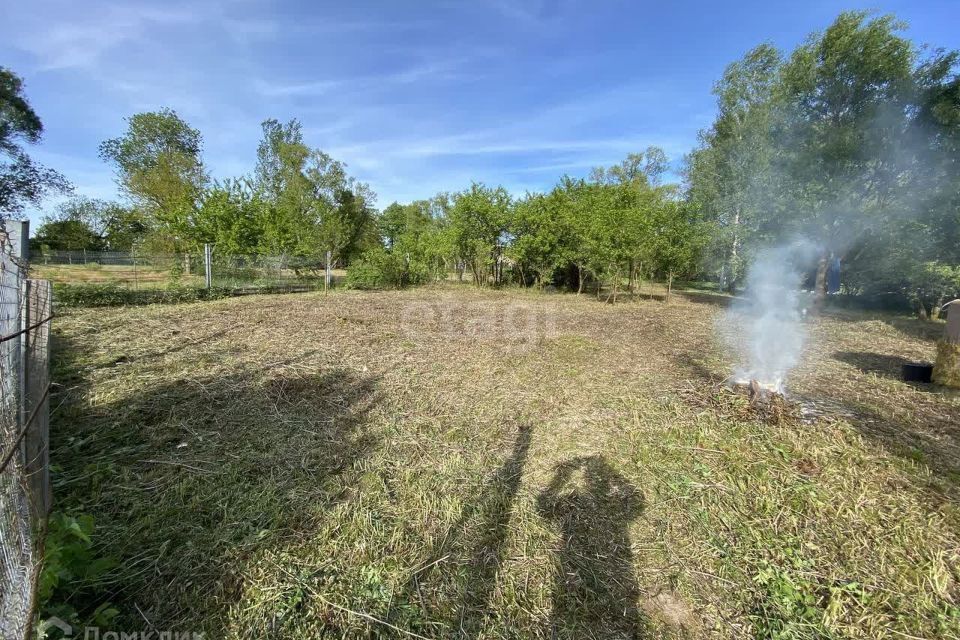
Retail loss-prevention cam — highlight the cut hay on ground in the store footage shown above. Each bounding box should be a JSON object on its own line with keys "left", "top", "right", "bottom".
{"left": 50, "top": 284, "right": 960, "bottom": 638}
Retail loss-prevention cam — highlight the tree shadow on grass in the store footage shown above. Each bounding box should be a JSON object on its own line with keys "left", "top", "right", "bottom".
{"left": 537, "top": 456, "right": 650, "bottom": 639}
{"left": 676, "top": 290, "right": 736, "bottom": 308}
{"left": 627, "top": 292, "right": 666, "bottom": 303}
{"left": 832, "top": 351, "right": 917, "bottom": 381}
{"left": 675, "top": 353, "right": 726, "bottom": 385}
{"left": 823, "top": 308, "right": 945, "bottom": 343}
{"left": 392, "top": 424, "right": 532, "bottom": 637}
{"left": 49, "top": 329, "right": 381, "bottom": 633}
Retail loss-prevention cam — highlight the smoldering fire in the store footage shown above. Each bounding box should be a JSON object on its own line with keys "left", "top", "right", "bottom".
{"left": 722, "top": 242, "right": 816, "bottom": 395}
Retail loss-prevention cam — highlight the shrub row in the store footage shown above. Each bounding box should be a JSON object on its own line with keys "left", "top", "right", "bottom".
{"left": 52, "top": 282, "right": 334, "bottom": 308}
{"left": 53, "top": 284, "right": 231, "bottom": 308}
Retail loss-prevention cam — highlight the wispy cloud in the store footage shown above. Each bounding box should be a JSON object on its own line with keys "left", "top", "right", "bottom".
{"left": 14, "top": 3, "right": 196, "bottom": 70}
{"left": 253, "top": 79, "right": 345, "bottom": 98}
{"left": 253, "top": 58, "right": 471, "bottom": 98}
{"left": 485, "top": 0, "right": 568, "bottom": 24}
{"left": 221, "top": 16, "right": 279, "bottom": 44}
{"left": 5, "top": 0, "right": 735, "bottom": 213}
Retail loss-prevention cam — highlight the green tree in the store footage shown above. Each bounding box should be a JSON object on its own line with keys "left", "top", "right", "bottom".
{"left": 32, "top": 197, "right": 107, "bottom": 251}
{"left": 196, "top": 178, "right": 264, "bottom": 254}
{"left": 99, "top": 204, "right": 149, "bottom": 251}
{"left": 653, "top": 201, "right": 707, "bottom": 301}
{"left": 590, "top": 146, "right": 668, "bottom": 188}
{"left": 449, "top": 183, "right": 511, "bottom": 286}
{"left": 777, "top": 12, "right": 917, "bottom": 303}
{"left": 0, "top": 67, "right": 70, "bottom": 212}
{"left": 33, "top": 196, "right": 146, "bottom": 252}
{"left": 98, "top": 109, "right": 207, "bottom": 247}
{"left": 686, "top": 44, "right": 781, "bottom": 290}
{"left": 254, "top": 118, "right": 377, "bottom": 262}
{"left": 687, "top": 11, "right": 959, "bottom": 315}
{"left": 508, "top": 191, "right": 569, "bottom": 288}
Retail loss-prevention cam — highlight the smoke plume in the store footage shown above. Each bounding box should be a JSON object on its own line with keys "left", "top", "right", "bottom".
{"left": 725, "top": 242, "right": 816, "bottom": 393}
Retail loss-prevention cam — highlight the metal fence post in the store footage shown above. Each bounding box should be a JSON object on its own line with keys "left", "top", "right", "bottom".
{"left": 325, "top": 250, "right": 332, "bottom": 293}
{"left": 11, "top": 223, "right": 29, "bottom": 503}
{"left": 21, "top": 280, "right": 50, "bottom": 520}
{"left": 0, "top": 219, "right": 54, "bottom": 640}
{"left": 204, "top": 244, "right": 213, "bottom": 289}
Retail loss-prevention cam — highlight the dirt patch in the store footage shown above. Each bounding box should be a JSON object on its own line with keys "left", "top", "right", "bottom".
{"left": 642, "top": 591, "right": 700, "bottom": 634}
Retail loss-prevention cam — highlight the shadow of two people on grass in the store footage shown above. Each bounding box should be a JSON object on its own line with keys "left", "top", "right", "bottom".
{"left": 400, "top": 424, "right": 648, "bottom": 638}
{"left": 537, "top": 453, "right": 647, "bottom": 639}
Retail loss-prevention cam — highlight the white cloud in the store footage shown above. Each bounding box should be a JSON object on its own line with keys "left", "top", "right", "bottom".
{"left": 221, "top": 16, "right": 279, "bottom": 43}
{"left": 253, "top": 78, "right": 345, "bottom": 98}
{"left": 13, "top": 3, "right": 197, "bottom": 71}
{"left": 253, "top": 58, "right": 470, "bottom": 98}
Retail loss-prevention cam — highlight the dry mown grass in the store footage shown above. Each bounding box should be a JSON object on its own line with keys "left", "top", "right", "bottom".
{"left": 34, "top": 263, "right": 198, "bottom": 287}
{"left": 50, "top": 284, "right": 960, "bottom": 638}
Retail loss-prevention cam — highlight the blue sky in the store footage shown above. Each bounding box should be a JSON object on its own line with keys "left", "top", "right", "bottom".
{"left": 4, "top": 0, "right": 959, "bottom": 225}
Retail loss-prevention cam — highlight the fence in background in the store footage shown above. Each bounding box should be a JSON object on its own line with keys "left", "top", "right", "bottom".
{"left": 34, "top": 249, "right": 337, "bottom": 292}
{"left": 0, "top": 221, "right": 52, "bottom": 640}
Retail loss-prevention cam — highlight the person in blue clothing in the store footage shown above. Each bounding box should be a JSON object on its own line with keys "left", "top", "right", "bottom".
{"left": 827, "top": 255, "right": 841, "bottom": 294}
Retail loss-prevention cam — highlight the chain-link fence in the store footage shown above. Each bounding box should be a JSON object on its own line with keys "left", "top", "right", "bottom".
{"left": 34, "top": 249, "right": 338, "bottom": 292}
{"left": 0, "top": 221, "right": 52, "bottom": 640}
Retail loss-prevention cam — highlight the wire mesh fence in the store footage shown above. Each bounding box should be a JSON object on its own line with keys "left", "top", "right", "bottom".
{"left": 34, "top": 249, "right": 337, "bottom": 293}
{"left": 0, "top": 222, "right": 52, "bottom": 640}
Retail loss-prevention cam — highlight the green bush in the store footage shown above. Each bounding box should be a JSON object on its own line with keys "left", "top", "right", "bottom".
{"left": 345, "top": 260, "right": 387, "bottom": 290}
{"left": 37, "top": 512, "right": 118, "bottom": 636}
{"left": 345, "top": 249, "right": 433, "bottom": 290}
{"left": 53, "top": 283, "right": 230, "bottom": 308}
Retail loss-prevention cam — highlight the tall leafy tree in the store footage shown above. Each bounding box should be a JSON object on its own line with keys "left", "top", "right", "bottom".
{"left": 0, "top": 67, "right": 70, "bottom": 213}
{"left": 777, "top": 12, "right": 917, "bottom": 302}
{"left": 508, "top": 191, "right": 570, "bottom": 288}
{"left": 590, "top": 146, "right": 668, "bottom": 188}
{"left": 32, "top": 197, "right": 145, "bottom": 252}
{"left": 686, "top": 44, "right": 781, "bottom": 290}
{"left": 98, "top": 109, "right": 207, "bottom": 247}
{"left": 196, "top": 178, "right": 264, "bottom": 255}
{"left": 253, "top": 118, "right": 377, "bottom": 261}
{"left": 449, "top": 183, "right": 511, "bottom": 285}
{"left": 652, "top": 201, "right": 707, "bottom": 301}
{"left": 687, "top": 11, "right": 959, "bottom": 314}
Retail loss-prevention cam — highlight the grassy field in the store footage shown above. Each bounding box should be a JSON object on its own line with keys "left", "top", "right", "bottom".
{"left": 49, "top": 285, "right": 960, "bottom": 638}
{"left": 33, "top": 262, "right": 203, "bottom": 288}
{"left": 32, "top": 263, "right": 348, "bottom": 290}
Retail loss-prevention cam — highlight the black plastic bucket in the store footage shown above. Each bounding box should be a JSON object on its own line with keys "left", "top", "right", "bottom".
{"left": 902, "top": 362, "right": 933, "bottom": 383}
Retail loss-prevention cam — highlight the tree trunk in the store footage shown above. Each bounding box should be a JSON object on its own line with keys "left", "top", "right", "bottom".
{"left": 727, "top": 207, "right": 741, "bottom": 293}
{"left": 931, "top": 295, "right": 945, "bottom": 321}
{"left": 813, "top": 253, "right": 828, "bottom": 313}
{"left": 577, "top": 265, "right": 584, "bottom": 296}
{"left": 666, "top": 271, "right": 674, "bottom": 302}
{"left": 628, "top": 259, "right": 636, "bottom": 294}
